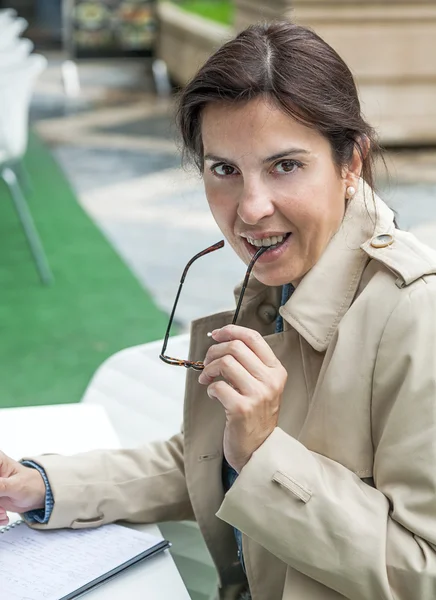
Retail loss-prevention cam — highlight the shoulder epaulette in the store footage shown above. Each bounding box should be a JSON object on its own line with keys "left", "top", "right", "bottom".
{"left": 361, "top": 230, "right": 436, "bottom": 288}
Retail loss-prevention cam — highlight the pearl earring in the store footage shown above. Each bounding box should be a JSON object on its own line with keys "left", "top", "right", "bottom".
{"left": 346, "top": 186, "right": 356, "bottom": 199}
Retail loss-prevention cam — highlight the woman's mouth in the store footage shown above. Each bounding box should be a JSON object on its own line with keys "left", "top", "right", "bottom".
{"left": 242, "top": 233, "right": 292, "bottom": 263}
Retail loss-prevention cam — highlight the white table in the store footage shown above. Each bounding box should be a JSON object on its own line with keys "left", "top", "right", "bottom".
{"left": 0, "top": 403, "right": 190, "bottom": 600}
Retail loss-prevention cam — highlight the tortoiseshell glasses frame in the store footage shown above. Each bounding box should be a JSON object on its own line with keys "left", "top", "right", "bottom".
{"left": 159, "top": 240, "right": 267, "bottom": 371}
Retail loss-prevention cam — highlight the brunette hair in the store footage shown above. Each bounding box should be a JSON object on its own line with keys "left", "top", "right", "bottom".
{"left": 176, "top": 21, "right": 381, "bottom": 190}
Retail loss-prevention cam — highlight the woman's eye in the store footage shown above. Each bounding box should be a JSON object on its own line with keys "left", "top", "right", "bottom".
{"left": 211, "top": 163, "right": 238, "bottom": 177}
{"left": 274, "top": 160, "right": 301, "bottom": 174}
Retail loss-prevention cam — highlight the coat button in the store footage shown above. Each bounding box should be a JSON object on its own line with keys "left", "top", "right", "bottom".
{"left": 257, "top": 303, "right": 277, "bottom": 324}
{"left": 370, "top": 233, "right": 394, "bottom": 248}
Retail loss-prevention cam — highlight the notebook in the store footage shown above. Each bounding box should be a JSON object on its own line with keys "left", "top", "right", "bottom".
{"left": 0, "top": 519, "right": 170, "bottom": 600}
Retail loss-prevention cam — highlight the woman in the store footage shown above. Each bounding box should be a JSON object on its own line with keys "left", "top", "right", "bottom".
{"left": 1, "top": 21, "right": 436, "bottom": 600}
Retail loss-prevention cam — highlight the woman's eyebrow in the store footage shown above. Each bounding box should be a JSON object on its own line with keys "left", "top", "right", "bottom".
{"left": 204, "top": 153, "right": 231, "bottom": 162}
{"left": 263, "top": 148, "right": 310, "bottom": 163}
{"left": 203, "top": 148, "right": 310, "bottom": 164}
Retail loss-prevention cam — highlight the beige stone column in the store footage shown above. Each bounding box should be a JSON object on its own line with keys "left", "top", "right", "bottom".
{"left": 234, "top": 0, "right": 436, "bottom": 145}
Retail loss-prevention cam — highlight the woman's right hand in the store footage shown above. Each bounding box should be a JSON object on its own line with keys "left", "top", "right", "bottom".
{"left": 0, "top": 451, "right": 46, "bottom": 526}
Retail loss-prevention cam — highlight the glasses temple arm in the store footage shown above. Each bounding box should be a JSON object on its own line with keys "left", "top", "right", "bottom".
{"left": 161, "top": 240, "right": 225, "bottom": 356}
{"left": 232, "top": 246, "right": 268, "bottom": 325}
{"left": 180, "top": 240, "right": 225, "bottom": 284}
{"left": 161, "top": 281, "right": 184, "bottom": 355}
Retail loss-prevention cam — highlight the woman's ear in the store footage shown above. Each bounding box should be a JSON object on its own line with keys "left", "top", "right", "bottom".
{"left": 357, "top": 134, "right": 370, "bottom": 161}
{"left": 345, "top": 136, "right": 369, "bottom": 181}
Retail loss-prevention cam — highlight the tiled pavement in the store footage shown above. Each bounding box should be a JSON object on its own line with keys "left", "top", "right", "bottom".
{"left": 31, "top": 55, "right": 436, "bottom": 329}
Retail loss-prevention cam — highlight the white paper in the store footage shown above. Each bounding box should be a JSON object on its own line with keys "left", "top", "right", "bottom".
{"left": 0, "top": 522, "right": 164, "bottom": 600}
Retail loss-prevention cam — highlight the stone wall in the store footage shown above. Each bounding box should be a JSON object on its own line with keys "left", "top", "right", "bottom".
{"left": 234, "top": 0, "right": 291, "bottom": 31}
{"left": 156, "top": 3, "right": 231, "bottom": 87}
{"left": 234, "top": 0, "right": 436, "bottom": 144}
{"left": 157, "top": 1, "right": 436, "bottom": 144}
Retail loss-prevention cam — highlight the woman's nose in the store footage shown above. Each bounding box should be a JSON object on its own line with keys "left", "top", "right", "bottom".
{"left": 237, "top": 183, "right": 275, "bottom": 225}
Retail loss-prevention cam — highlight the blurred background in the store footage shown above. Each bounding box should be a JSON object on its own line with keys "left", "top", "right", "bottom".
{"left": 0, "top": 1, "right": 435, "bottom": 597}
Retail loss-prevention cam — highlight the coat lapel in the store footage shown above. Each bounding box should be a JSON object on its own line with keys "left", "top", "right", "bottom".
{"left": 280, "top": 183, "right": 395, "bottom": 351}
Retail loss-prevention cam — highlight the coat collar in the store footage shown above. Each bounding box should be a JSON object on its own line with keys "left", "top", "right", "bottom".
{"left": 232, "top": 181, "right": 395, "bottom": 352}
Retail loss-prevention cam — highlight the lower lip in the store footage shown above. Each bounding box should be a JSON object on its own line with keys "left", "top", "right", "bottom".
{"left": 242, "top": 234, "right": 293, "bottom": 264}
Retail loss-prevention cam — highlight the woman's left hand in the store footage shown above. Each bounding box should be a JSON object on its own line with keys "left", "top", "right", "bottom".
{"left": 198, "top": 325, "right": 288, "bottom": 473}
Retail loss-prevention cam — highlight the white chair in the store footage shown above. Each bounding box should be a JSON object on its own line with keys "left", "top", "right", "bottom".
{"left": 82, "top": 334, "right": 219, "bottom": 600}
{"left": 0, "top": 8, "right": 17, "bottom": 24}
{"left": 0, "top": 16, "right": 27, "bottom": 51}
{"left": 0, "top": 54, "right": 54, "bottom": 285}
{"left": 0, "top": 38, "right": 34, "bottom": 68}
{"left": 81, "top": 334, "right": 190, "bottom": 445}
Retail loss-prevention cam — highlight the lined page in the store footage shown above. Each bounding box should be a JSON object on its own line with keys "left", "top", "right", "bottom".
{"left": 0, "top": 522, "right": 164, "bottom": 600}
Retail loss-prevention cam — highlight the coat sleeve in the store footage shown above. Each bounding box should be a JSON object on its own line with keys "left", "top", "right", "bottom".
{"left": 216, "top": 280, "right": 436, "bottom": 600}
{"left": 22, "top": 432, "right": 194, "bottom": 530}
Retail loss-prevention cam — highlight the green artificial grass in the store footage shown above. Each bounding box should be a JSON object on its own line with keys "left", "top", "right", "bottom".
{"left": 0, "top": 133, "right": 169, "bottom": 408}
{"left": 177, "top": 0, "right": 233, "bottom": 25}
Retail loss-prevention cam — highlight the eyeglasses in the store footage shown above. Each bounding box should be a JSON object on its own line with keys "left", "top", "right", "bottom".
{"left": 159, "top": 240, "right": 268, "bottom": 371}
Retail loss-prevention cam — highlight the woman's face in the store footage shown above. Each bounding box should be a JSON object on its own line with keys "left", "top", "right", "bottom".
{"left": 201, "top": 96, "right": 359, "bottom": 286}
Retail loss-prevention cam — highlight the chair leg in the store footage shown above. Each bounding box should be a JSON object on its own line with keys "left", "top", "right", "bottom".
{"left": 151, "top": 59, "right": 172, "bottom": 97}
{"left": 1, "top": 166, "right": 54, "bottom": 285}
{"left": 15, "top": 160, "right": 33, "bottom": 196}
{"left": 61, "top": 60, "right": 81, "bottom": 98}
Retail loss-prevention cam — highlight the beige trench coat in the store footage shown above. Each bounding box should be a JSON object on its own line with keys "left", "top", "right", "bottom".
{"left": 26, "top": 187, "right": 436, "bottom": 600}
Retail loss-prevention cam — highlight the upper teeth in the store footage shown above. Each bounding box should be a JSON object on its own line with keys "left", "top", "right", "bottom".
{"left": 246, "top": 234, "right": 287, "bottom": 247}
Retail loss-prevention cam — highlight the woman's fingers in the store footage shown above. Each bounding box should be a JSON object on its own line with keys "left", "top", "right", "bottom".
{"left": 200, "top": 353, "right": 258, "bottom": 397}
{"left": 200, "top": 325, "right": 286, "bottom": 398}
{"left": 203, "top": 338, "right": 267, "bottom": 381}
{"left": 206, "top": 379, "right": 242, "bottom": 412}
{"left": 209, "top": 325, "right": 279, "bottom": 368}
